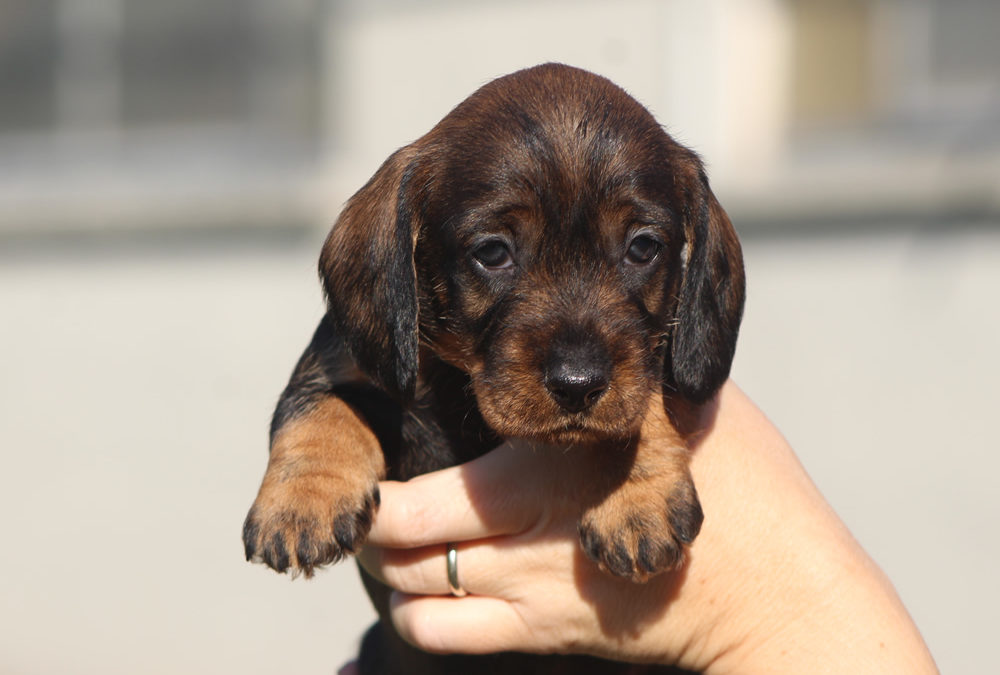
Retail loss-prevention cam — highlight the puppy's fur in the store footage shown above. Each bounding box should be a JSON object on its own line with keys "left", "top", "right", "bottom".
{"left": 243, "top": 64, "right": 745, "bottom": 674}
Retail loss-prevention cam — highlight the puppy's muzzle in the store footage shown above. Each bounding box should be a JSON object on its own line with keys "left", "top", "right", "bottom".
{"left": 543, "top": 337, "right": 611, "bottom": 413}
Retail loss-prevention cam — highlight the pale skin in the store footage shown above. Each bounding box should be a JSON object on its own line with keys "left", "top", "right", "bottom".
{"left": 340, "top": 382, "right": 939, "bottom": 674}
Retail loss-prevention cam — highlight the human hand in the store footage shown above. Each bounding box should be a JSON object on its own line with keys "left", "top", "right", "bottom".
{"left": 356, "top": 382, "right": 938, "bottom": 673}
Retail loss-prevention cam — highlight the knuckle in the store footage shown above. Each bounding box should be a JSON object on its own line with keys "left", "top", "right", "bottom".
{"left": 383, "top": 550, "right": 443, "bottom": 594}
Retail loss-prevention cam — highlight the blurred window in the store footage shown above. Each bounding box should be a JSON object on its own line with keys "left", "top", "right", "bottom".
{"left": 789, "top": 0, "right": 1000, "bottom": 140}
{"left": 0, "top": 0, "right": 322, "bottom": 140}
{"left": 928, "top": 0, "right": 1000, "bottom": 89}
{"left": 121, "top": 0, "right": 255, "bottom": 127}
{"left": 0, "top": 0, "right": 325, "bottom": 235}
{"left": 0, "top": 1, "right": 58, "bottom": 132}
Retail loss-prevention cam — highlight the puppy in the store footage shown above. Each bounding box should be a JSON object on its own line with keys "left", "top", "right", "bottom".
{"left": 243, "top": 63, "right": 744, "bottom": 674}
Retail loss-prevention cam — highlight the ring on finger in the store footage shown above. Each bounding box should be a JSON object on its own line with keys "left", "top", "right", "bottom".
{"left": 446, "top": 542, "right": 467, "bottom": 597}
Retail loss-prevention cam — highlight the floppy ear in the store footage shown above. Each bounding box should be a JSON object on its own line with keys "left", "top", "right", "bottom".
{"left": 319, "top": 146, "right": 423, "bottom": 401}
{"left": 669, "top": 171, "right": 746, "bottom": 403}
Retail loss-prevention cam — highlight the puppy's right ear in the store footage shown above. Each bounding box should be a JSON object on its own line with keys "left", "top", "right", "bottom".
{"left": 319, "top": 146, "right": 423, "bottom": 401}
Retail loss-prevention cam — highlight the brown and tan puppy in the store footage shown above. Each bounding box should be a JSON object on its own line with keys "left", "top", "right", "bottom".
{"left": 243, "top": 63, "right": 744, "bottom": 674}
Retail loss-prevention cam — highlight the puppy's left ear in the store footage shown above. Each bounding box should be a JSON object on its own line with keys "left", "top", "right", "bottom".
{"left": 669, "top": 170, "right": 746, "bottom": 403}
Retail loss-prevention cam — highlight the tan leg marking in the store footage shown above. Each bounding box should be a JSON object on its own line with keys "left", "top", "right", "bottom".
{"left": 243, "top": 397, "right": 385, "bottom": 576}
{"left": 577, "top": 400, "right": 703, "bottom": 582}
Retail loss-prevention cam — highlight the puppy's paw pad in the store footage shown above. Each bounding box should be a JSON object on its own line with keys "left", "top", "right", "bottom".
{"left": 578, "top": 479, "right": 702, "bottom": 583}
{"left": 243, "top": 481, "right": 380, "bottom": 577}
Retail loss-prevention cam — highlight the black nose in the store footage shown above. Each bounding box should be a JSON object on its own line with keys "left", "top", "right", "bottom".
{"left": 544, "top": 339, "right": 610, "bottom": 413}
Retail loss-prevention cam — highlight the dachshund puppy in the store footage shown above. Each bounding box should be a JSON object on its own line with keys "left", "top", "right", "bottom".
{"left": 243, "top": 63, "right": 744, "bottom": 674}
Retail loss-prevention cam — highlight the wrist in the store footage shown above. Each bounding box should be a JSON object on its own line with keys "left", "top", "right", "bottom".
{"left": 674, "top": 383, "right": 937, "bottom": 674}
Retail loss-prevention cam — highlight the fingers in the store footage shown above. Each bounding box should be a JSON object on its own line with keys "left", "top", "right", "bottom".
{"left": 358, "top": 542, "right": 456, "bottom": 596}
{"left": 366, "top": 441, "right": 550, "bottom": 549}
{"left": 362, "top": 538, "right": 583, "bottom": 658}
{"left": 358, "top": 539, "right": 503, "bottom": 597}
{"left": 389, "top": 592, "right": 549, "bottom": 656}
{"left": 360, "top": 534, "right": 578, "bottom": 599}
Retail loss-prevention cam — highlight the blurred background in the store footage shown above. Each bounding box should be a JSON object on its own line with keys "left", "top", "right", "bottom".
{"left": 1, "top": 0, "right": 997, "bottom": 672}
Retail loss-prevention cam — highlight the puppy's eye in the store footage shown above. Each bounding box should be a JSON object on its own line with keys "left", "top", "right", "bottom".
{"left": 625, "top": 235, "right": 661, "bottom": 265}
{"left": 472, "top": 240, "right": 514, "bottom": 270}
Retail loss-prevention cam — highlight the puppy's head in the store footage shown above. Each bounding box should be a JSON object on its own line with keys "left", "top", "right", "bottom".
{"left": 321, "top": 64, "right": 744, "bottom": 443}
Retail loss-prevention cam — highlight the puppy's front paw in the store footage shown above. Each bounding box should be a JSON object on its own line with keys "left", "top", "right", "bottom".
{"left": 578, "top": 474, "right": 702, "bottom": 583}
{"left": 242, "top": 473, "right": 380, "bottom": 577}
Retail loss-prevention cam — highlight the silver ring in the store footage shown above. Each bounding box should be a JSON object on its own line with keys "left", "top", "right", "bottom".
{"left": 446, "top": 543, "right": 467, "bottom": 597}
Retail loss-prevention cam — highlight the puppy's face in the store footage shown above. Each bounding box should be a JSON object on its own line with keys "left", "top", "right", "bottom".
{"left": 321, "top": 64, "right": 744, "bottom": 444}
{"left": 414, "top": 100, "right": 691, "bottom": 443}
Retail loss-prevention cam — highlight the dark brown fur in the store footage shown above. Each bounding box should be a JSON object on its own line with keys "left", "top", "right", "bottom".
{"left": 243, "top": 63, "right": 745, "bottom": 674}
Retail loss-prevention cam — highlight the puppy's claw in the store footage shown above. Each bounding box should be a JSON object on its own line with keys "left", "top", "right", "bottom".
{"left": 668, "top": 481, "right": 704, "bottom": 545}
{"left": 242, "top": 516, "right": 260, "bottom": 562}
{"left": 267, "top": 531, "right": 291, "bottom": 573}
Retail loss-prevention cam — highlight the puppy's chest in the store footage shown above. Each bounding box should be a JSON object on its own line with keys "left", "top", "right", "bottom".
{"left": 388, "top": 367, "right": 499, "bottom": 481}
